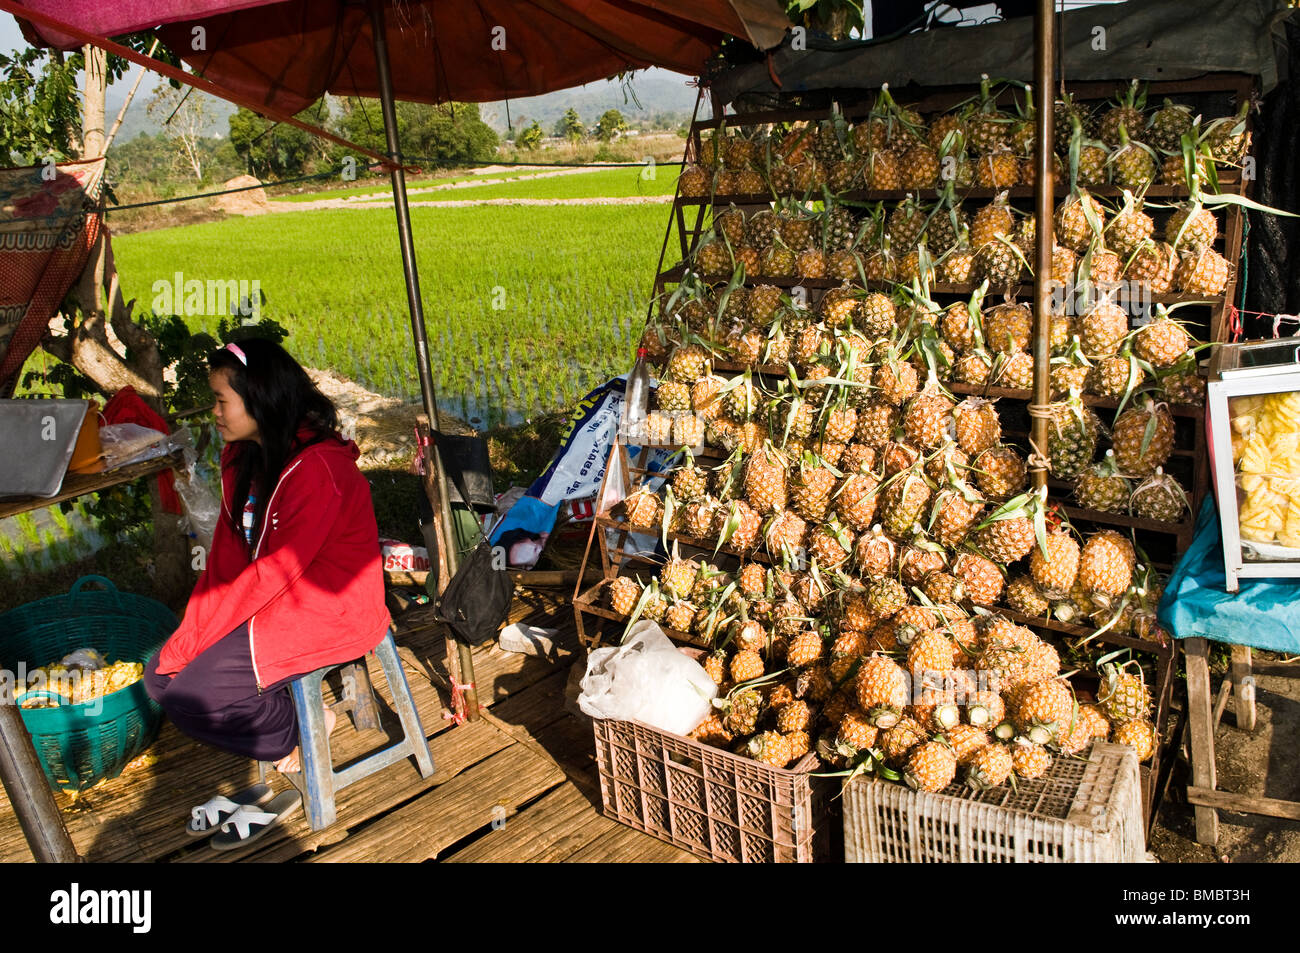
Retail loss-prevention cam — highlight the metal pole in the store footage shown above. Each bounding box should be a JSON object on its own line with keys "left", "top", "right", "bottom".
{"left": 0, "top": 706, "right": 80, "bottom": 862}
{"left": 368, "top": 0, "right": 479, "bottom": 720}
{"left": 1031, "top": 0, "right": 1056, "bottom": 493}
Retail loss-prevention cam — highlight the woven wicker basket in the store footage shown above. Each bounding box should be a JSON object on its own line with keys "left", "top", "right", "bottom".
{"left": 843, "top": 742, "right": 1145, "bottom": 863}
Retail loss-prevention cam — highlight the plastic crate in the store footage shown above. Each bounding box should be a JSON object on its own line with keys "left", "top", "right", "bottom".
{"left": 0, "top": 576, "right": 176, "bottom": 791}
{"left": 843, "top": 741, "right": 1145, "bottom": 863}
{"left": 592, "top": 717, "right": 832, "bottom": 863}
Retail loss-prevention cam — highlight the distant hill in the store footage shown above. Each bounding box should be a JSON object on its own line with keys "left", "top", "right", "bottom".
{"left": 106, "top": 84, "right": 234, "bottom": 144}
{"left": 102, "top": 66, "right": 696, "bottom": 146}
{"left": 479, "top": 68, "right": 700, "bottom": 136}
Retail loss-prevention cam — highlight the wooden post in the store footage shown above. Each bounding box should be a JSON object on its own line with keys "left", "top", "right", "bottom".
{"left": 417, "top": 415, "right": 479, "bottom": 723}
{"left": 1230, "top": 644, "right": 1256, "bottom": 732}
{"left": 1183, "top": 637, "right": 1219, "bottom": 845}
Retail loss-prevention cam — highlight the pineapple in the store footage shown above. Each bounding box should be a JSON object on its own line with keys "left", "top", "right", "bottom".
{"left": 1075, "top": 450, "right": 1130, "bottom": 513}
{"left": 1148, "top": 99, "right": 1194, "bottom": 151}
{"left": 906, "top": 741, "right": 958, "bottom": 793}
{"left": 1130, "top": 468, "right": 1187, "bottom": 523}
{"left": 609, "top": 576, "right": 640, "bottom": 617}
{"left": 689, "top": 711, "right": 733, "bottom": 747}
{"left": 1111, "top": 719, "right": 1157, "bottom": 762}
{"left": 624, "top": 486, "right": 664, "bottom": 529}
{"left": 1111, "top": 400, "right": 1175, "bottom": 476}
{"left": 1054, "top": 192, "right": 1106, "bottom": 253}
{"left": 665, "top": 599, "right": 696, "bottom": 633}
{"left": 1098, "top": 81, "right": 1147, "bottom": 146}
{"left": 947, "top": 724, "right": 992, "bottom": 765}
{"left": 789, "top": 461, "right": 837, "bottom": 522}
{"left": 971, "top": 504, "right": 1037, "bottom": 565}
{"left": 747, "top": 730, "right": 794, "bottom": 768}
{"left": 1175, "top": 245, "right": 1231, "bottom": 295}
{"left": 722, "top": 686, "right": 764, "bottom": 736}
{"left": 1109, "top": 124, "right": 1157, "bottom": 193}
{"left": 1077, "top": 298, "right": 1129, "bottom": 359}
{"left": 1126, "top": 240, "right": 1178, "bottom": 294}
{"left": 880, "top": 470, "right": 932, "bottom": 540}
{"left": 855, "top": 655, "right": 912, "bottom": 728}
{"left": 1078, "top": 530, "right": 1136, "bottom": 606}
{"left": 703, "top": 650, "right": 728, "bottom": 687}
{"left": 1045, "top": 397, "right": 1101, "bottom": 479}
{"left": 931, "top": 483, "right": 986, "bottom": 548}
{"left": 966, "top": 743, "right": 1014, "bottom": 790}
{"left": 730, "top": 649, "right": 765, "bottom": 683}
{"left": 1165, "top": 203, "right": 1218, "bottom": 251}
{"left": 973, "top": 445, "right": 1027, "bottom": 501}
{"left": 970, "top": 194, "right": 1016, "bottom": 250}
{"left": 873, "top": 357, "right": 920, "bottom": 407}
{"left": 1012, "top": 678, "right": 1075, "bottom": 744}
{"left": 854, "top": 525, "right": 897, "bottom": 580}
{"left": 1097, "top": 662, "right": 1152, "bottom": 723}
{"left": 1086, "top": 354, "right": 1144, "bottom": 401}
{"left": 836, "top": 708, "right": 880, "bottom": 756}
{"left": 806, "top": 521, "right": 853, "bottom": 569}
{"left": 835, "top": 469, "right": 881, "bottom": 531}
{"left": 1030, "top": 528, "right": 1080, "bottom": 599}
{"left": 1005, "top": 574, "right": 1051, "bottom": 616}
{"left": 743, "top": 445, "right": 789, "bottom": 514}
{"left": 786, "top": 631, "right": 824, "bottom": 669}
{"left": 1011, "top": 742, "right": 1053, "bottom": 779}
{"left": 1135, "top": 315, "right": 1191, "bottom": 369}
{"left": 973, "top": 239, "right": 1023, "bottom": 290}
{"left": 880, "top": 715, "right": 929, "bottom": 766}
{"left": 665, "top": 343, "right": 710, "bottom": 383}
{"left": 953, "top": 397, "right": 1001, "bottom": 454}
{"left": 953, "top": 552, "right": 1005, "bottom": 606}
{"left": 903, "top": 388, "right": 957, "bottom": 450}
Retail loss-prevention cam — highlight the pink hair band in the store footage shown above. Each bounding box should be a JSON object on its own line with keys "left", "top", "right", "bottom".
{"left": 224, "top": 342, "right": 248, "bottom": 366}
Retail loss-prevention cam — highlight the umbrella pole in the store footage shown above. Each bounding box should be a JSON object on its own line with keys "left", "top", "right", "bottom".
{"left": 368, "top": 0, "right": 479, "bottom": 721}
{"left": 1031, "top": 0, "right": 1057, "bottom": 494}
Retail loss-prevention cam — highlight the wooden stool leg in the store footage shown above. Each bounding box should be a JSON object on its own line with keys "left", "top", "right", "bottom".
{"left": 341, "top": 661, "right": 382, "bottom": 733}
{"left": 1231, "top": 645, "right": 1256, "bottom": 732}
{"left": 1184, "top": 638, "right": 1219, "bottom": 846}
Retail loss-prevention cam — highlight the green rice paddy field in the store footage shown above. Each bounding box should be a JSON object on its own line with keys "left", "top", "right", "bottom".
{"left": 113, "top": 190, "right": 672, "bottom": 427}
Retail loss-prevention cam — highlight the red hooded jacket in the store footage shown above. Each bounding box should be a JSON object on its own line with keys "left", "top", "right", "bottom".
{"left": 155, "top": 428, "right": 390, "bottom": 688}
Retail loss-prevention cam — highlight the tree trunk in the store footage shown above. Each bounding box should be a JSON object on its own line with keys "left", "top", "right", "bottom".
{"left": 81, "top": 44, "right": 106, "bottom": 159}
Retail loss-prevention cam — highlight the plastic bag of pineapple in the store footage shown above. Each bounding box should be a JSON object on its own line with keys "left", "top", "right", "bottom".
{"left": 1232, "top": 392, "right": 1300, "bottom": 550}
{"left": 17, "top": 660, "right": 145, "bottom": 709}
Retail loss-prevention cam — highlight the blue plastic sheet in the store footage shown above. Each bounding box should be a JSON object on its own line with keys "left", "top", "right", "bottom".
{"left": 1158, "top": 497, "right": 1300, "bottom": 653}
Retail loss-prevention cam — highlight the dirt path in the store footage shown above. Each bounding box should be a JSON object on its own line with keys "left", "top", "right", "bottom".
{"left": 271, "top": 164, "right": 654, "bottom": 212}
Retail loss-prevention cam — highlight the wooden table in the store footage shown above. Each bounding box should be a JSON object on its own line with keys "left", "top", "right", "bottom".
{"left": 0, "top": 450, "right": 184, "bottom": 521}
{"left": 1184, "top": 638, "right": 1300, "bottom": 844}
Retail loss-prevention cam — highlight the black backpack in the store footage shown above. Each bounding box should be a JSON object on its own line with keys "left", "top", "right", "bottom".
{"left": 436, "top": 537, "right": 514, "bottom": 645}
{"left": 433, "top": 444, "right": 513, "bottom": 645}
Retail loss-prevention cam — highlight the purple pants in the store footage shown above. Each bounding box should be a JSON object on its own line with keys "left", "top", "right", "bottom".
{"left": 144, "top": 622, "right": 301, "bottom": 761}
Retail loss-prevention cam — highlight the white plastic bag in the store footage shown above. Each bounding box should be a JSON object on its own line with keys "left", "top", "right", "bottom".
{"left": 173, "top": 461, "right": 221, "bottom": 551}
{"left": 578, "top": 621, "right": 717, "bottom": 735}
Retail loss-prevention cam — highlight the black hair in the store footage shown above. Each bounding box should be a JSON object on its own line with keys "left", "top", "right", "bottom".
{"left": 209, "top": 338, "right": 341, "bottom": 549}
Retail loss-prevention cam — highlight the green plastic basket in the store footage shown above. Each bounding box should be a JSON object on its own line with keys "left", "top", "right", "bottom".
{"left": 0, "top": 575, "right": 177, "bottom": 791}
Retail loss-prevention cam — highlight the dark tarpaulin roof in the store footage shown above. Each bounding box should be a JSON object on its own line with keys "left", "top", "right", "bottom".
{"left": 11, "top": 0, "right": 790, "bottom": 111}
{"left": 708, "top": 0, "right": 1295, "bottom": 107}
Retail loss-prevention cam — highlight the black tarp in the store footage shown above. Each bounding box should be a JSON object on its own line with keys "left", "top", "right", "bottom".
{"left": 707, "top": 0, "right": 1294, "bottom": 108}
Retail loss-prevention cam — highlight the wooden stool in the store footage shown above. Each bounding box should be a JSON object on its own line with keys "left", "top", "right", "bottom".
{"left": 261, "top": 628, "right": 436, "bottom": 831}
{"left": 1183, "top": 638, "right": 1300, "bottom": 844}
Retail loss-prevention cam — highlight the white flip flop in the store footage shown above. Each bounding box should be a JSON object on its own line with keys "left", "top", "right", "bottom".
{"left": 210, "top": 791, "right": 303, "bottom": 852}
{"left": 185, "top": 783, "right": 274, "bottom": 838}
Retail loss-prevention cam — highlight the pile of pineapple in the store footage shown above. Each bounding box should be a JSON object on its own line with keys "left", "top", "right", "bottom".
{"left": 597, "top": 78, "right": 1229, "bottom": 791}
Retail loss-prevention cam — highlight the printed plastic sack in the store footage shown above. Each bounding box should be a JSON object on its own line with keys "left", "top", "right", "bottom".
{"left": 578, "top": 621, "right": 717, "bottom": 735}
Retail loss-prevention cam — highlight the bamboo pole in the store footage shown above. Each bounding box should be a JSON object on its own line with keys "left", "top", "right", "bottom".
{"left": 1031, "top": 0, "right": 1057, "bottom": 492}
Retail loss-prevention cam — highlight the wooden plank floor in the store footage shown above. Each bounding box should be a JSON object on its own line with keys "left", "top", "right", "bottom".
{"left": 0, "top": 587, "right": 699, "bottom": 863}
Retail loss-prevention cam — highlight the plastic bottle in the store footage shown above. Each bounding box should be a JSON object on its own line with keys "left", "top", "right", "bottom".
{"left": 621, "top": 347, "right": 650, "bottom": 444}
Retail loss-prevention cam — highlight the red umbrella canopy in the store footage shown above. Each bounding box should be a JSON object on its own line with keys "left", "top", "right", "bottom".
{"left": 12, "top": 0, "right": 789, "bottom": 111}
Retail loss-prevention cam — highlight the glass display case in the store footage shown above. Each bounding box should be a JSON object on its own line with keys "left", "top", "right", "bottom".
{"left": 1207, "top": 340, "right": 1300, "bottom": 591}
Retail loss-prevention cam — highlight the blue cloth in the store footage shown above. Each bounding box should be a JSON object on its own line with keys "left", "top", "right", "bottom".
{"left": 1158, "top": 496, "right": 1300, "bottom": 653}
